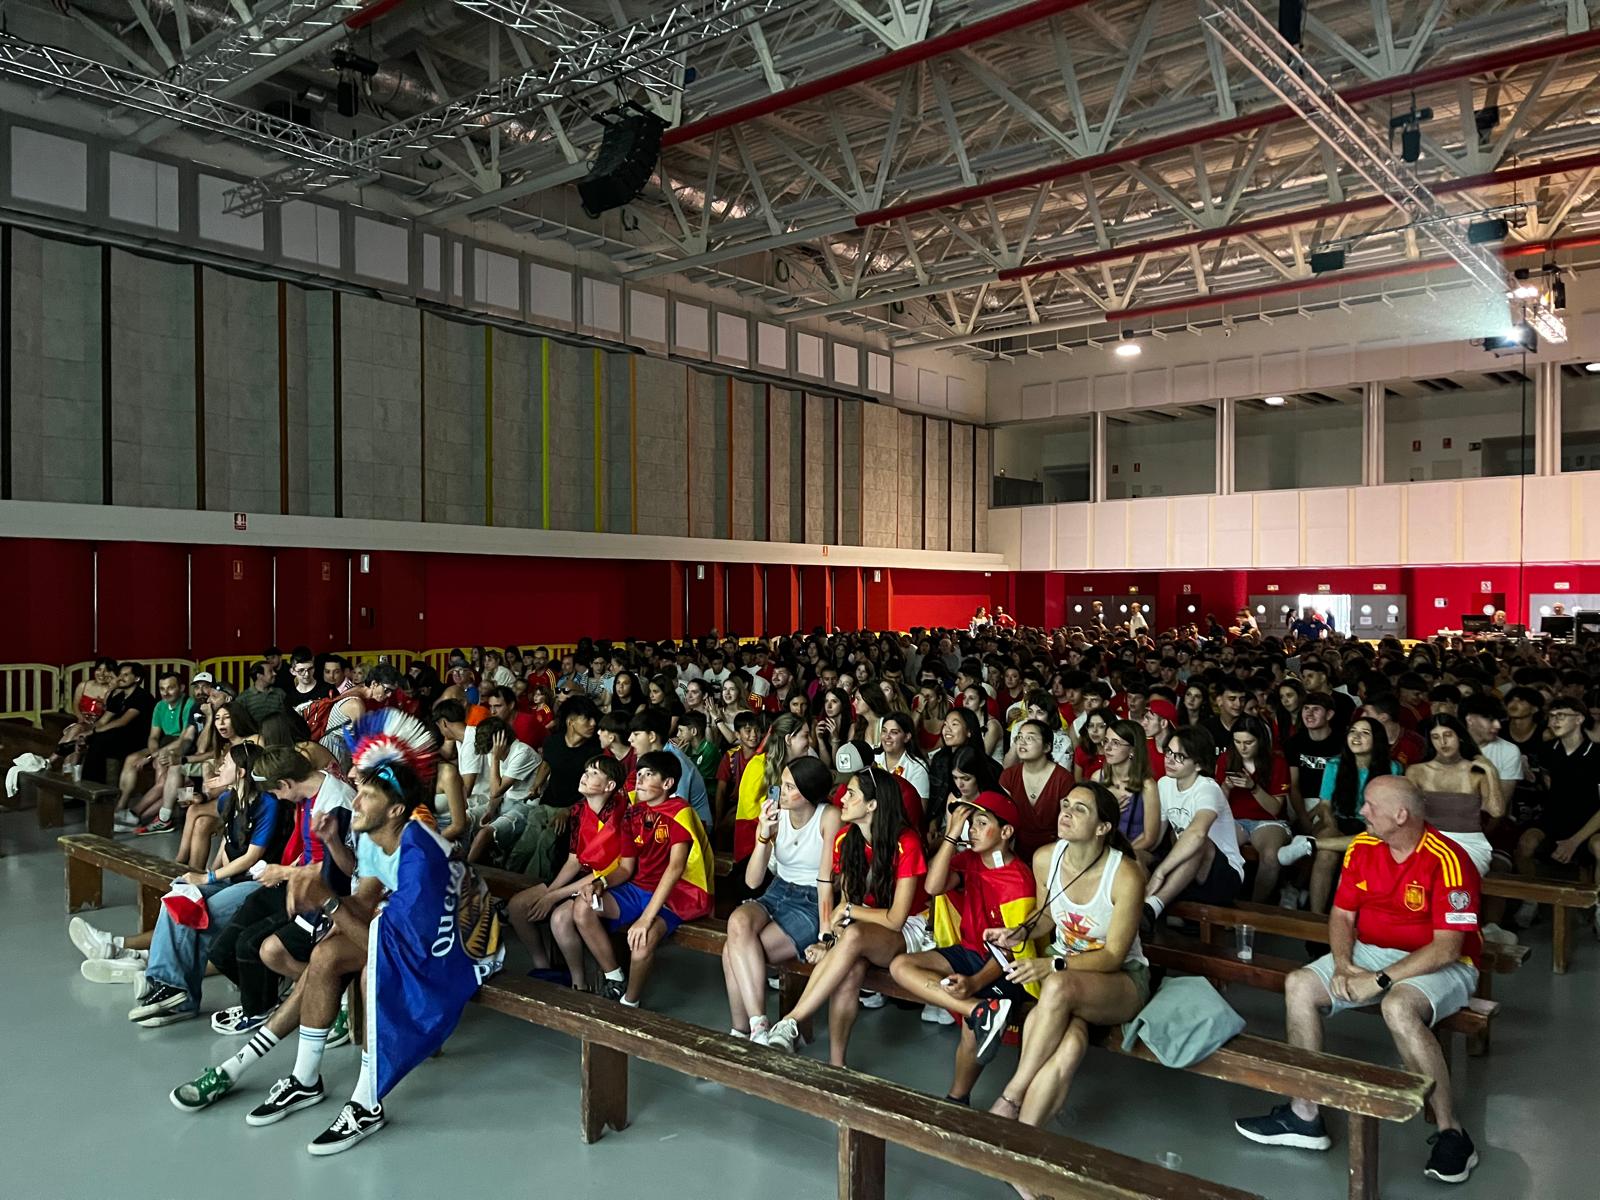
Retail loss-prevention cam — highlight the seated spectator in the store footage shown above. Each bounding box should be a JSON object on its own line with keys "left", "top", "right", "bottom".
{"left": 464, "top": 717, "right": 542, "bottom": 866}
{"left": 610, "top": 669, "right": 647, "bottom": 716}
{"left": 1215, "top": 714, "right": 1294, "bottom": 902}
{"left": 239, "top": 661, "right": 288, "bottom": 725}
{"left": 987, "top": 782, "right": 1149, "bottom": 1129}
{"left": 50, "top": 656, "right": 117, "bottom": 773}
{"left": 480, "top": 649, "right": 516, "bottom": 689}
{"left": 82, "top": 662, "right": 154, "bottom": 786}
{"left": 876, "top": 712, "right": 930, "bottom": 803}
{"left": 1521, "top": 700, "right": 1600, "bottom": 922}
{"left": 927, "top": 707, "right": 984, "bottom": 837}
{"left": 764, "top": 766, "right": 930, "bottom": 1064}
{"left": 723, "top": 757, "right": 841, "bottom": 1041}
{"left": 734, "top": 714, "right": 813, "bottom": 870}
{"left": 961, "top": 683, "right": 1005, "bottom": 759}
{"left": 170, "top": 699, "right": 262, "bottom": 864}
{"left": 1092, "top": 719, "right": 1162, "bottom": 863}
{"left": 714, "top": 710, "right": 762, "bottom": 846}
{"left": 565, "top": 751, "right": 713, "bottom": 1006}
{"left": 1236, "top": 776, "right": 1482, "bottom": 1185}
{"left": 522, "top": 683, "right": 556, "bottom": 748}
{"left": 628, "top": 709, "right": 711, "bottom": 828}
{"left": 287, "top": 648, "right": 330, "bottom": 706}
{"left": 531, "top": 695, "right": 603, "bottom": 811}
{"left": 112, "top": 670, "right": 192, "bottom": 824}
{"left": 889, "top": 790, "right": 1036, "bottom": 1103}
{"left": 673, "top": 710, "right": 721, "bottom": 799}
{"left": 1367, "top": 693, "right": 1427, "bottom": 767}
{"left": 1407, "top": 714, "right": 1503, "bottom": 875}
{"left": 1141, "top": 726, "right": 1247, "bottom": 933}
{"left": 507, "top": 755, "right": 628, "bottom": 983}
{"left": 484, "top": 685, "right": 540, "bottom": 746}
{"left": 1000, "top": 719, "right": 1075, "bottom": 861}
{"left": 1072, "top": 709, "right": 1109, "bottom": 782}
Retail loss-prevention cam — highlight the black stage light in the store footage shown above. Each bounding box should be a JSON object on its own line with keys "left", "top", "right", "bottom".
{"left": 1309, "top": 248, "right": 1346, "bottom": 274}
{"left": 1467, "top": 218, "right": 1509, "bottom": 244}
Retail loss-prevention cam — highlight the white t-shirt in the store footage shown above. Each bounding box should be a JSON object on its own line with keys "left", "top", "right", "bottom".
{"left": 310, "top": 772, "right": 356, "bottom": 817}
{"left": 484, "top": 665, "right": 517, "bottom": 688}
{"left": 1477, "top": 737, "right": 1522, "bottom": 783}
{"left": 876, "top": 751, "right": 929, "bottom": 800}
{"left": 354, "top": 832, "right": 401, "bottom": 893}
{"left": 459, "top": 736, "right": 541, "bottom": 802}
{"left": 1158, "top": 775, "right": 1246, "bottom": 880}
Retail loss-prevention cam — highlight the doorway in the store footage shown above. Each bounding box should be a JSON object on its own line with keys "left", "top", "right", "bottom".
{"left": 1297, "top": 594, "right": 1352, "bottom": 635}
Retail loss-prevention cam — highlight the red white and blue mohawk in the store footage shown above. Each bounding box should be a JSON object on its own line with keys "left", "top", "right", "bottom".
{"left": 344, "top": 709, "right": 438, "bottom": 790}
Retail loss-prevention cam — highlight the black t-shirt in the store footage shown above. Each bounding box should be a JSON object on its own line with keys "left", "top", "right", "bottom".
{"left": 1538, "top": 739, "right": 1600, "bottom": 837}
{"left": 1285, "top": 728, "right": 1339, "bottom": 800}
{"left": 290, "top": 681, "right": 333, "bottom": 707}
{"left": 102, "top": 686, "right": 156, "bottom": 746}
{"left": 540, "top": 733, "right": 602, "bottom": 808}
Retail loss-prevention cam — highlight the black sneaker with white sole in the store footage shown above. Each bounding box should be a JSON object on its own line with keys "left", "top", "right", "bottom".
{"left": 598, "top": 977, "right": 627, "bottom": 1002}
{"left": 245, "top": 1076, "right": 326, "bottom": 1127}
{"left": 1423, "top": 1128, "right": 1478, "bottom": 1184}
{"left": 1234, "top": 1103, "right": 1332, "bottom": 1150}
{"left": 307, "top": 1102, "right": 385, "bottom": 1156}
{"left": 965, "top": 997, "right": 1013, "bottom": 1066}
{"left": 128, "top": 982, "right": 190, "bottom": 1023}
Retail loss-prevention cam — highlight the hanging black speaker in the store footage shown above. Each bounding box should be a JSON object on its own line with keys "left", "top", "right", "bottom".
{"left": 1278, "top": 0, "right": 1303, "bottom": 45}
{"left": 578, "top": 112, "right": 668, "bottom": 219}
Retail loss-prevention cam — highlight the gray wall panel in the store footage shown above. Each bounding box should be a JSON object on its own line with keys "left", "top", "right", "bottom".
{"left": 339, "top": 296, "right": 421, "bottom": 522}
{"left": 201, "top": 267, "right": 276, "bottom": 514}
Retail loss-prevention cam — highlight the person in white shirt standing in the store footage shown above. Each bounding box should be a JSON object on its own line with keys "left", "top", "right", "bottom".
{"left": 1141, "top": 725, "right": 1246, "bottom": 936}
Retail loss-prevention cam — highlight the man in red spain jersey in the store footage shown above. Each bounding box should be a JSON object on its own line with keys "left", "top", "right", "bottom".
{"left": 1236, "top": 775, "right": 1482, "bottom": 1185}
{"left": 569, "top": 750, "right": 713, "bottom": 1008}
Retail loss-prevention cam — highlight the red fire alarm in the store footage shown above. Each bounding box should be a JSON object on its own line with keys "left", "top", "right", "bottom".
{"left": 1443, "top": 437, "right": 1452, "bottom": 449}
{"left": 1411, "top": 440, "right": 1422, "bottom": 452}
{"left": 232, "top": 559, "right": 244, "bottom": 581}
{"left": 1133, "top": 462, "right": 1141, "bottom": 473}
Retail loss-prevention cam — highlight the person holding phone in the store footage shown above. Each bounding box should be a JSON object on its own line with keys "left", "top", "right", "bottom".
{"left": 721, "top": 757, "right": 840, "bottom": 1042}
{"left": 888, "top": 790, "right": 1036, "bottom": 1103}
{"left": 1214, "top": 714, "right": 1294, "bottom": 902}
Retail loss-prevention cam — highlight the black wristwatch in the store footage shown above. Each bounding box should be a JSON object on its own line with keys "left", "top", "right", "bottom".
{"left": 1052, "top": 956, "right": 1066, "bottom": 973}
{"left": 1375, "top": 971, "right": 1393, "bottom": 991}
{"left": 320, "top": 895, "right": 341, "bottom": 920}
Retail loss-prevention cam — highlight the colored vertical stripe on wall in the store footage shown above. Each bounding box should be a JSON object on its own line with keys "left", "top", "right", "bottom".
{"left": 540, "top": 338, "right": 550, "bottom": 529}
{"left": 629, "top": 356, "right": 638, "bottom": 534}
{"left": 484, "top": 326, "right": 495, "bottom": 526}
{"left": 331, "top": 293, "right": 343, "bottom": 518}
{"left": 1, "top": 226, "right": 11, "bottom": 500}
{"left": 763, "top": 384, "right": 772, "bottom": 543}
{"left": 685, "top": 365, "right": 693, "bottom": 532}
{"left": 417, "top": 311, "right": 427, "bottom": 520}
{"left": 593, "top": 348, "right": 603, "bottom": 532}
{"left": 277, "top": 282, "right": 289, "bottom": 515}
{"left": 726, "top": 377, "right": 734, "bottom": 540}
{"left": 194, "top": 265, "right": 209, "bottom": 515}
{"left": 100, "top": 247, "right": 115, "bottom": 504}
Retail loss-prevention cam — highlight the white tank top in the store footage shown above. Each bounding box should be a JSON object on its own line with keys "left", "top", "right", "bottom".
{"left": 771, "top": 802, "right": 826, "bottom": 887}
{"left": 1046, "top": 843, "right": 1146, "bottom": 966}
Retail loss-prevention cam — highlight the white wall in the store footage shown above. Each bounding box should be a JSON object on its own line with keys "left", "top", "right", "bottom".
{"left": 1384, "top": 388, "right": 1533, "bottom": 481}
{"left": 1235, "top": 404, "right": 1363, "bottom": 492}
{"left": 1105, "top": 416, "right": 1214, "bottom": 498}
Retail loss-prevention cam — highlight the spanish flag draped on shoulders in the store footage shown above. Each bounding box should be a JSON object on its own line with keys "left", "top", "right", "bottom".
{"left": 624, "top": 793, "right": 715, "bottom": 920}
{"left": 735, "top": 745, "right": 777, "bottom": 861}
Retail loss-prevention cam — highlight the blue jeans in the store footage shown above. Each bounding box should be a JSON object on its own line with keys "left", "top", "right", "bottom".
{"left": 145, "top": 880, "right": 262, "bottom": 1011}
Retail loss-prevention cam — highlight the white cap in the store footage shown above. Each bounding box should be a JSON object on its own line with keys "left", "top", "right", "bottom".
{"left": 192, "top": 672, "right": 215, "bottom": 684}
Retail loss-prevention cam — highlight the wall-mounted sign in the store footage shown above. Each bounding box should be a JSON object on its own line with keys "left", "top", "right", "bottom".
{"left": 1266, "top": 584, "right": 1280, "bottom": 592}
{"left": 1442, "top": 437, "right": 1452, "bottom": 449}
{"left": 1412, "top": 440, "right": 1422, "bottom": 452}
{"left": 1182, "top": 584, "right": 1193, "bottom": 594}
{"left": 1555, "top": 581, "right": 1571, "bottom": 591}
{"left": 1317, "top": 583, "right": 1331, "bottom": 593}
{"left": 359, "top": 554, "right": 372, "bottom": 574}
{"left": 232, "top": 559, "right": 243, "bottom": 581}
{"left": 1435, "top": 598, "right": 1447, "bottom": 608}
{"left": 1480, "top": 580, "right": 1493, "bottom": 593}
{"left": 233, "top": 513, "right": 247, "bottom": 531}
{"left": 1373, "top": 583, "right": 1388, "bottom": 591}
{"left": 321, "top": 561, "right": 331, "bottom": 582}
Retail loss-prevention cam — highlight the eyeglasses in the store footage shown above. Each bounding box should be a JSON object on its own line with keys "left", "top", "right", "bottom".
{"left": 1103, "top": 737, "right": 1132, "bottom": 750}
{"left": 1164, "top": 748, "right": 1192, "bottom": 763}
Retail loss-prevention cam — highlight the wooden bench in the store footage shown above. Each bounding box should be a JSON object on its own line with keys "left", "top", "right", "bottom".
{"left": 1480, "top": 873, "right": 1598, "bottom": 974}
{"left": 58, "top": 833, "right": 176, "bottom": 930}
{"left": 21, "top": 771, "right": 118, "bottom": 837}
{"left": 476, "top": 976, "right": 1260, "bottom": 1200}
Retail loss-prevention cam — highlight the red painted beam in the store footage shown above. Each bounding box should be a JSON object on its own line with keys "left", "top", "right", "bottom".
{"left": 662, "top": 0, "right": 1093, "bottom": 147}
{"left": 345, "top": 0, "right": 408, "bottom": 31}
{"left": 998, "top": 148, "right": 1600, "bottom": 283}
{"left": 857, "top": 27, "right": 1600, "bottom": 228}
{"left": 1111, "top": 230, "right": 1600, "bottom": 322}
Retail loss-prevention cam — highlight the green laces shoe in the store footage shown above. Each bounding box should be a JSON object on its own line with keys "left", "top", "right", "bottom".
{"left": 326, "top": 1004, "right": 352, "bottom": 1050}
{"left": 170, "top": 1066, "right": 233, "bottom": 1112}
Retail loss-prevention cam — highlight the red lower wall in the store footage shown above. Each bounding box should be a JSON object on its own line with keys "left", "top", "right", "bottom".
{"left": 3, "top": 536, "right": 1598, "bottom": 663}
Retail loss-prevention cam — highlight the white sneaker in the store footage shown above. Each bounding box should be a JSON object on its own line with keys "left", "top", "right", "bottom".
{"left": 80, "top": 954, "right": 147, "bottom": 984}
{"left": 1480, "top": 923, "right": 1518, "bottom": 946}
{"left": 858, "top": 990, "right": 885, "bottom": 1009}
{"left": 69, "top": 917, "right": 117, "bottom": 961}
{"left": 921, "top": 1004, "right": 955, "bottom": 1025}
{"left": 1514, "top": 901, "right": 1540, "bottom": 926}
{"left": 764, "top": 1017, "right": 801, "bottom": 1053}
{"left": 748, "top": 1017, "right": 771, "bottom": 1046}
{"left": 113, "top": 810, "right": 138, "bottom": 828}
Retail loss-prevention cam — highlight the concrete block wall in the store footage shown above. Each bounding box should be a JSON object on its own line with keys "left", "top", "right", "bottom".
{"left": 339, "top": 296, "right": 421, "bottom": 521}
{"left": 422, "top": 314, "right": 486, "bottom": 527}
{"left": 602, "top": 352, "right": 631, "bottom": 535}
{"left": 632, "top": 353, "right": 687, "bottom": 537}
{"left": 897, "top": 410, "right": 923, "bottom": 549}
{"left": 950, "top": 421, "right": 974, "bottom": 551}
{"left": 860, "top": 401, "right": 899, "bottom": 549}
{"left": 768, "top": 388, "right": 793, "bottom": 542}
{"left": 106, "top": 251, "right": 195, "bottom": 510}
{"left": 283, "top": 287, "right": 336, "bottom": 516}
{"left": 974, "top": 427, "right": 990, "bottom": 554}
{"left": 731, "top": 380, "right": 757, "bottom": 541}
{"left": 925, "top": 417, "right": 950, "bottom": 551}
{"left": 749, "top": 384, "right": 769, "bottom": 540}
{"left": 546, "top": 340, "right": 592, "bottom": 532}
{"left": 201, "top": 268, "right": 278, "bottom": 515}
{"left": 490, "top": 328, "right": 536, "bottom": 529}
{"left": 688, "top": 369, "right": 718, "bottom": 539}
{"left": 839, "top": 398, "right": 862, "bottom": 546}
{"left": 10, "top": 233, "right": 102, "bottom": 504}
{"left": 803, "top": 393, "right": 826, "bottom": 544}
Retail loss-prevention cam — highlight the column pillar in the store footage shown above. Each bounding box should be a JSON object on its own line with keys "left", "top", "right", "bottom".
{"left": 1090, "top": 411, "right": 1108, "bottom": 501}
{"left": 1362, "top": 381, "right": 1385, "bottom": 485}
{"left": 1535, "top": 361, "right": 1561, "bottom": 475}
{"left": 1214, "top": 398, "right": 1235, "bottom": 496}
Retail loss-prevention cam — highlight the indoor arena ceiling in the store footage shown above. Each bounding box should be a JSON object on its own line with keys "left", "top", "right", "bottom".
{"left": 4, "top": 0, "right": 1600, "bottom": 356}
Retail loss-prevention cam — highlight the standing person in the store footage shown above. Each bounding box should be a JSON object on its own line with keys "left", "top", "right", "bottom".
{"left": 1235, "top": 777, "right": 1482, "bottom": 1185}
{"left": 1000, "top": 719, "right": 1076, "bottom": 862}
{"left": 763, "top": 767, "right": 930, "bottom": 1064}
{"left": 1215, "top": 715, "right": 1294, "bottom": 902}
{"left": 1407, "top": 715, "right": 1504, "bottom": 876}
{"left": 986, "top": 782, "right": 1149, "bottom": 1132}
{"left": 1141, "top": 726, "right": 1247, "bottom": 934}
{"left": 722, "top": 757, "right": 841, "bottom": 1042}
{"left": 1092, "top": 720, "right": 1161, "bottom": 861}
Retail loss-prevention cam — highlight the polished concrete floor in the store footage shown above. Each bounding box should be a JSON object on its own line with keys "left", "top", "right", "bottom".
{"left": 2, "top": 806, "right": 1595, "bottom": 1200}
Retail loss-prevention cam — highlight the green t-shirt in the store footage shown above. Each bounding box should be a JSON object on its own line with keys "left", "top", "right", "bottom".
{"left": 152, "top": 697, "right": 194, "bottom": 739}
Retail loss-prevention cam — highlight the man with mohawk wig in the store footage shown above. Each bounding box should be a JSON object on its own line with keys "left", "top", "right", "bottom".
{"left": 169, "top": 710, "right": 504, "bottom": 1157}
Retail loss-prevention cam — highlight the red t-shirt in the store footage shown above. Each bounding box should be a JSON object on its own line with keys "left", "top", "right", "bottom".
{"left": 624, "top": 796, "right": 709, "bottom": 919}
{"left": 1073, "top": 745, "right": 1104, "bottom": 778}
{"left": 1147, "top": 738, "right": 1167, "bottom": 780}
{"left": 1215, "top": 750, "right": 1290, "bottom": 821}
{"left": 523, "top": 707, "right": 554, "bottom": 749}
{"left": 948, "top": 850, "right": 1037, "bottom": 952}
{"left": 1392, "top": 730, "right": 1427, "bottom": 769}
{"left": 716, "top": 747, "right": 755, "bottom": 789}
{"left": 574, "top": 798, "right": 627, "bottom": 874}
{"left": 509, "top": 710, "right": 542, "bottom": 747}
{"left": 832, "top": 827, "right": 928, "bottom": 914}
{"left": 1334, "top": 825, "right": 1481, "bottom": 967}
{"left": 999, "top": 761, "right": 1075, "bottom": 860}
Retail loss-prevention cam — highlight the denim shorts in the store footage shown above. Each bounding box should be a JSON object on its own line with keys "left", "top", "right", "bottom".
{"left": 1236, "top": 818, "right": 1290, "bottom": 838}
{"left": 753, "top": 876, "right": 820, "bottom": 954}
{"left": 1305, "top": 941, "right": 1477, "bottom": 1025}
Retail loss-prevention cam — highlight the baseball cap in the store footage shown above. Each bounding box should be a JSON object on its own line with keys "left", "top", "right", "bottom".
{"left": 1302, "top": 691, "right": 1337, "bottom": 711}
{"left": 835, "top": 740, "right": 874, "bottom": 774}
{"left": 952, "top": 789, "right": 1020, "bottom": 827}
{"left": 191, "top": 671, "right": 215, "bottom": 684}
{"left": 1146, "top": 697, "right": 1179, "bottom": 726}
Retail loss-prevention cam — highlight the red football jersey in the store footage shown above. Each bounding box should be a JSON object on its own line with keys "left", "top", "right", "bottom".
{"left": 1334, "top": 825, "right": 1482, "bottom": 966}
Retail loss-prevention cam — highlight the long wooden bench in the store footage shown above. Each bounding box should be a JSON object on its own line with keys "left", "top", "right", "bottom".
{"left": 23, "top": 771, "right": 118, "bottom": 837}
{"left": 58, "top": 833, "right": 176, "bottom": 929}
{"left": 1480, "top": 873, "right": 1598, "bottom": 974}
{"left": 478, "top": 977, "right": 1261, "bottom": 1200}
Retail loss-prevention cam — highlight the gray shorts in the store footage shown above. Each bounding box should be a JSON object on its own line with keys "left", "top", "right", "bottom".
{"left": 469, "top": 799, "right": 530, "bottom": 850}
{"left": 1304, "top": 941, "right": 1477, "bottom": 1026}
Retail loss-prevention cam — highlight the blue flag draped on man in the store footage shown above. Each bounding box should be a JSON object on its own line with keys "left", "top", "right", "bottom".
{"left": 367, "top": 817, "right": 505, "bottom": 1099}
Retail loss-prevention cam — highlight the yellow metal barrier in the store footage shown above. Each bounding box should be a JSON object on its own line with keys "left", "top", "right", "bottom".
{"left": 62, "top": 659, "right": 197, "bottom": 710}
{"left": 419, "top": 645, "right": 579, "bottom": 674}
{"left": 195, "top": 656, "right": 258, "bottom": 694}
{"left": 0, "top": 663, "right": 61, "bottom": 728}
{"left": 348, "top": 648, "right": 416, "bottom": 672}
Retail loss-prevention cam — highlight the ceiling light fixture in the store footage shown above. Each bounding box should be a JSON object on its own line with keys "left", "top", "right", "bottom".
{"left": 1585, "top": 363, "right": 1600, "bottom": 373}
{"left": 1114, "top": 340, "right": 1142, "bottom": 359}
{"left": 1263, "top": 395, "right": 1287, "bottom": 406}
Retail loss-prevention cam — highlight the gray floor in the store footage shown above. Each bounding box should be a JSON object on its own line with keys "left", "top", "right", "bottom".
{"left": 3, "top": 808, "right": 1595, "bottom": 1200}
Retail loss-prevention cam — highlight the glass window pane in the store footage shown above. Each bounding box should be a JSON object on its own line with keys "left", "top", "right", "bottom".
{"left": 1106, "top": 405, "right": 1214, "bottom": 498}
{"left": 1235, "top": 389, "right": 1364, "bottom": 492}
{"left": 991, "top": 416, "right": 1090, "bottom": 506}
{"left": 1559, "top": 362, "right": 1600, "bottom": 473}
{"left": 1383, "top": 371, "right": 1534, "bottom": 482}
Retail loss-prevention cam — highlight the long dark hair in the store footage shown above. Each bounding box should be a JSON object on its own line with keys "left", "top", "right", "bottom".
{"left": 1420, "top": 712, "right": 1477, "bottom": 762}
{"left": 838, "top": 767, "right": 905, "bottom": 906}
{"left": 941, "top": 705, "right": 982, "bottom": 751}
{"left": 880, "top": 711, "right": 927, "bottom": 763}
{"left": 1221, "top": 713, "right": 1276, "bottom": 781}
{"left": 950, "top": 743, "right": 1002, "bottom": 794}
{"left": 1071, "top": 780, "right": 1137, "bottom": 859}
{"left": 1331, "top": 717, "right": 1393, "bottom": 818}
{"left": 224, "top": 742, "right": 266, "bottom": 850}
{"left": 786, "top": 756, "right": 832, "bottom": 807}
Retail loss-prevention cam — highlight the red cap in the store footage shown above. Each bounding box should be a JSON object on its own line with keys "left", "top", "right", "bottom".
{"left": 1146, "top": 697, "right": 1179, "bottom": 726}
{"left": 954, "top": 789, "right": 1020, "bottom": 828}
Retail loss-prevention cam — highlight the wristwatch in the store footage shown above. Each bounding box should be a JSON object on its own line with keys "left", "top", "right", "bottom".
{"left": 1375, "top": 971, "right": 1393, "bottom": 991}
{"left": 320, "top": 895, "right": 341, "bottom": 920}
{"left": 1052, "top": 956, "right": 1066, "bottom": 973}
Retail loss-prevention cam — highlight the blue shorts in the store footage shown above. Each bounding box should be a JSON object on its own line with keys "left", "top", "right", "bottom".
{"left": 935, "top": 945, "right": 1032, "bottom": 1004}
{"left": 604, "top": 881, "right": 683, "bottom": 934}
{"left": 753, "top": 876, "right": 820, "bottom": 954}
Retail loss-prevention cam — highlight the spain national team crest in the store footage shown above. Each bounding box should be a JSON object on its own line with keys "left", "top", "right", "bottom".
{"left": 1404, "top": 882, "right": 1427, "bottom": 912}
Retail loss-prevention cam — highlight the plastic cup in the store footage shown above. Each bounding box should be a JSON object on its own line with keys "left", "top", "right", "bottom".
{"left": 1236, "top": 924, "right": 1256, "bottom": 962}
